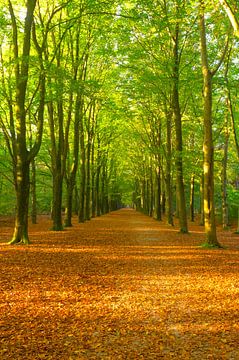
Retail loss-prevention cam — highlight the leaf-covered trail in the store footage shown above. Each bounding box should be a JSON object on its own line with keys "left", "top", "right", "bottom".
{"left": 0, "top": 209, "right": 239, "bottom": 359}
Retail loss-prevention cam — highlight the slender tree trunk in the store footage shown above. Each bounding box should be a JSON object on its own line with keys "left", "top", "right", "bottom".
{"left": 73, "top": 185, "right": 79, "bottom": 215}
{"left": 78, "top": 157, "right": 86, "bottom": 223}
{"left": 65, "top": 179, "right": 74, "bottom": 227}
{"left": 155, "top": 166, "right": 162, "bottom": 221}
{"left": 31, "top": 158, "right": 37, "bottom": 224}
{"left": 95, "top": 136, "right": 101, "bottom": 216}
{"left": 64, "top": 25, "right": 86, "bottom": 227}
{"left": 78, "top": 110, "right": 86, "bottom": 222}
{"left": 221, "top": 127, "right": 229, "bottom": 229}
{"left": 236, "top": 207, "right": 239, "bottom": 234}
{"left": 199, "top": 172, "right": 205, "bottom": 226}
{"left": 142, "top": 177, "right": 146, "bottom": 213}
{"left": 162, "top": 190, "right": 166, "bottom": 215}
{"left": 146, "top": 177, "right": 150, "bottom": 215}
{"left": 149, "top": 167, "right": 154, "bottom": 217}
{"left": 85, "top": 136, "right": 91, "bottom": 221}
{"left": 101, "top": 169, "right": 105, "bottom": 215}
{"left": 199, "top": 1, "right": 221, "bottom": 247}
{"left": 91, "top": 141, "right": 96, "bottom": 218}
{"left": 101, "top": 163, "right": 109, "bottom": 214}
{"left": 96, "top": 164, "right": 101, "bottom": 216}
{"left": 190, "top": 174, "right": 195, "bottom": 222}
{"left": 64, "top": 95, "right": 82, "bottom": 227}
{"left": 48, "top": 100, "right": 64, "bottom": 231}
{"left": 172, "top": 15, "right": 188, "bottom": 233}
{"left": 52, "top": 171, "right": 63, "bottom": 230}
{"left": 165, "top": 110, "right": 174, "bottom": 226}
{"left": 133, "top": 179, "right": 141, "bottom": 211}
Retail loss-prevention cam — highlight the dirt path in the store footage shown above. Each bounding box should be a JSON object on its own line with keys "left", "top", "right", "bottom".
{"left": 0, "top": 209, "right": 239, "bottom": 359}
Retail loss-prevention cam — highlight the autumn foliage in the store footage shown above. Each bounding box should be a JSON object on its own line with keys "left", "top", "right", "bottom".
{"left": 0, "top": 209, "right": 239, "bottom": 359}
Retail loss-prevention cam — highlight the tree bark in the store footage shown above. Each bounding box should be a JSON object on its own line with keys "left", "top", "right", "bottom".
{"left": 221, "top": 127, "right": 229, "bottom": 229}
{"left": 64, "top": 94, "right": 82, "bottom": 227}
{"left": 85, "top": 128, "right": 92, "bottom": 221}
{"left": 78, "top": 132, "right": 86, "bottom": 222}
{"left": 165, "top": 109, "right": 174, "bottom": 226}
{"left": 48, "top": 99, "right": 64, "bottom": 231}
{"left": 155, "top": 166, "right": 162, "bottom": 221}
{"left": 8, "top": 0, "right": 42, "bottom": 245}
{"left": 10, "top": 161, "right": 31, "bottom": 244}
{"left": 149, "top": 167, "right": 154, "bottom": 217}
{"left": 31, "top": 158, "right": 37, "bottom": 224}
{"left": 219, "top": 0, "right": 239, "bottom": 37}
{"left": 199, "top": 1, "right": 221, "bottom": 247}
{"left": 172, "top": 12, "right": 188, "bottom": 233}
{"left": 52, "top": 171, "right": 64, "bottom": 231}
{"left": 190, "top": 174, "right": 195, "bottom": 222}
{"left": 199, "top": 172, "right": 205, "bottom": 226}
{"left": 91, "top": 139, "right": 96, "bottom": 218}
{"left": 95, "top": 136, "right": 101, "bottom": 216}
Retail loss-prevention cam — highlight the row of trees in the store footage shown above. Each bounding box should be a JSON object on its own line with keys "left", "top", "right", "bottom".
{"left": 0, "top": 0, "right": 130, "bottom": 244}
{"left": 118, "top": 0, "right": 239, "bottom": 247}
{"left": 0, "top": 0, "right": 239, "bottom": 247}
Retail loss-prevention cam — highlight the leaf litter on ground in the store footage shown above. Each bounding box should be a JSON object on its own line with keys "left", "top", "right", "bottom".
{"left": 0, "top": 209, "right": 239, "bottom": 359}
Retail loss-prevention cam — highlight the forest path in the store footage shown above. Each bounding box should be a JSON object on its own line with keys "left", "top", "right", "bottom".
{"left": 0, "top": 209, "right": 239, "bottom": 359}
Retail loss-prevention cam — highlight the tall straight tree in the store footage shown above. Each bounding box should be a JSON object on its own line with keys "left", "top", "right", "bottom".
{"left": 199, "top": 0, "right": 227, "bottom": 247}
{"left": 1, "top": 0, "right": 45, "bottom": 244}
{"left": 171, "top": 0, "right": 188, "bottom": 233}
{"left": 45, "top": 5, "right": 76, "bottom": 231}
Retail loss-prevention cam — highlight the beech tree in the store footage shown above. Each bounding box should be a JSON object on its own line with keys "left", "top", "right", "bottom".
{"left": 199, "top": 0, "right": 229, "bottom": 247}
{"left": 0, "top": 0, "right": 45, "bottom": 244}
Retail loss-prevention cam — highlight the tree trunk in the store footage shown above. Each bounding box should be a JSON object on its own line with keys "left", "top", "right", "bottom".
{"left": 199, "top": 2, "right": 221, "bottom": 247}
{"left": 149, "top": 168, "right": 154, "bottom": 217}
{"left": 221, "top": 128, "right": 229, "bottom": 229}
{"left": 64, "top": 94, "right": 82, "bottom": 227}
{"left": 96, "top": 163, "right": 101, "bottom": 216}
{"left": 162, "top": 190, "right": 166, "bottom": 215}
{"left": 9, "top": 160, "right": 30, "bottom": 244}
{"left": 52, "top": 171, "right": 64, "bottom": 231}
{"left": 85, "top": 137, "right": 91, "bottom": 221}
{"left": 78, "top": 158, "right": 86, "bottom": 223}
{"left": 7, "top": 0, "right": 43, "bottom": 245}
{"left": 190, "top": 174, "right": 195, "bottom": 222}
{"left": 155, "top": 166, "right": 162, "bottom": 221}
{"left": 142, "top": 177, "right": 146, "bottom": 213}
{"left": 73, "top": 185, "right": 79, "bottom": 215}
{"left": 78, "top": 97, "right": 86, "bottom": 222}
{"left": 64, "top": 179, "right": 74, "bottom": 227}
{"left": 95, "top": 136, "right": 101, "bottom": 216}
{"left": 146, "top": 177, "right": 150, "bottom": 215}
{"left": 31, "top": 158, "right": 37, "bottom": 224}
{"left": 101, "top": 163, "right": 108, "bottom": 214}
{"left": 172, "top": 15, "right": 188, "bottom": 233}
{"left": 165, "top": 110, "right": 174, "bottom": 226}
{"left": 48, "top": 100, "right": 64, "bottom": 231}
{"left": 199, "top": 172, "right": 205, "bottom": 226}
{"left": 91, "top": 141, "right": 96, "bottom": 218}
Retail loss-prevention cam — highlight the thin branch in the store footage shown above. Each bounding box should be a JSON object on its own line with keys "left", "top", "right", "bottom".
{"left": 211, "top": 33, "right": 230, "bottom": 76}
{"left": 219, "top": 0, "right": 239, "bottom": 37}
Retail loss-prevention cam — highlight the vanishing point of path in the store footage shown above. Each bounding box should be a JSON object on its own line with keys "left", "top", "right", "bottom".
{"left": 0, "top": 209, "right": 239, "bottom": 359}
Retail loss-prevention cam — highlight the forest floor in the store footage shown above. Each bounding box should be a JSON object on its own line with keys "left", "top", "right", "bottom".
{"left": 0, "top": 209, "right": 239, "bottom": 360}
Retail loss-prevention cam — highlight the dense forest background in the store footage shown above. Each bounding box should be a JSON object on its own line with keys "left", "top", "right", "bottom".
{"left": 0, "top": 0, "right": 239, "bottom": 246}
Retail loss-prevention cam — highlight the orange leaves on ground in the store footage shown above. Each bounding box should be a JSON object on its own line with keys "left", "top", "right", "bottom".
{"left": 0, "top": 209, "right": 239, "bottom": 359}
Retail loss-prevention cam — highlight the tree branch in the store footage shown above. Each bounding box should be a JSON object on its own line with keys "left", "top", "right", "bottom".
{"left": 219, "top": 0, "right": 239, "bottom": 37}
